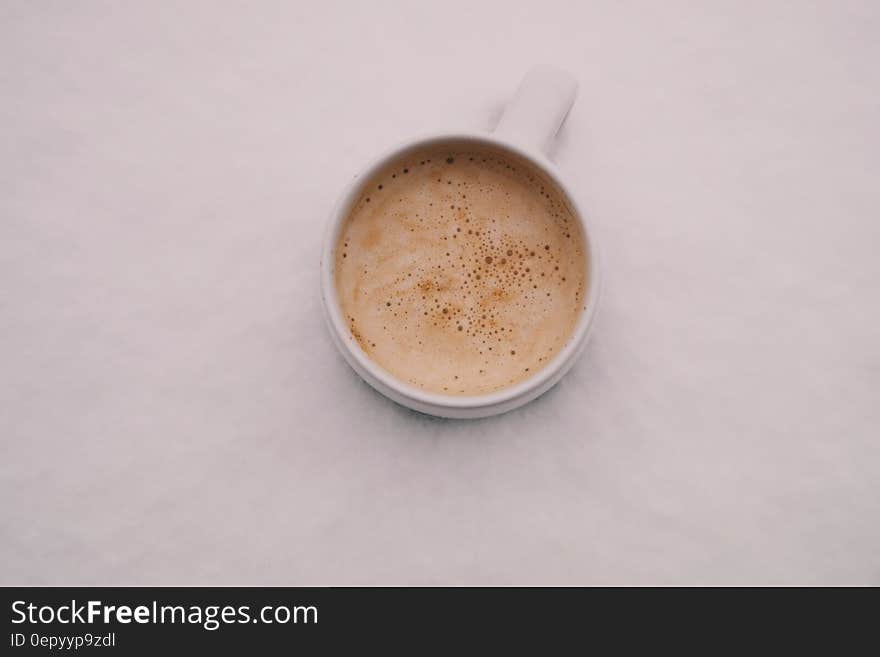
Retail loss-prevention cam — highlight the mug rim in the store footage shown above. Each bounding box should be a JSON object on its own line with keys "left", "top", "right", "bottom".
{"left": 320, "top": 131, "right": 601, "bottom": 412}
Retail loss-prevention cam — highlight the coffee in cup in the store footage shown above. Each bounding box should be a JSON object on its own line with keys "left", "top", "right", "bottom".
{"left": 334, "top": 143, "right": 588, "bottom": 396}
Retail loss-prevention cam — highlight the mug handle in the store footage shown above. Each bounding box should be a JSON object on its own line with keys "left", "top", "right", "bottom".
{"left": 493, "top": 67, "right": 579, "bottom": 156}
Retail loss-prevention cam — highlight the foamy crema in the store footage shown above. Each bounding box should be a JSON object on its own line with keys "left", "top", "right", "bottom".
{"left": 334, "top": 145, "right": 587, "bottom": 396}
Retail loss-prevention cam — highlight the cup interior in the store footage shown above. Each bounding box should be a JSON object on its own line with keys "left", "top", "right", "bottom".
{"left": 321, "top": 134, "right": 600, "bottom": 412}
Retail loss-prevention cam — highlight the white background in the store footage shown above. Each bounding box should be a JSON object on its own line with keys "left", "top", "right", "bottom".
{"left": 2, "top": 1, "right": 878, "bottom": 585}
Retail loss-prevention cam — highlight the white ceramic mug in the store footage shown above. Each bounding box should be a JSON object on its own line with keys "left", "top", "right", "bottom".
{"left": 321, "top": 68, "right": 601, "bottom": 418}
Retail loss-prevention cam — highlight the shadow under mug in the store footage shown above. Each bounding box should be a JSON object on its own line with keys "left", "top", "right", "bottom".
{"left": 321, "top": 68, "right": 602, "bottom": 418}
